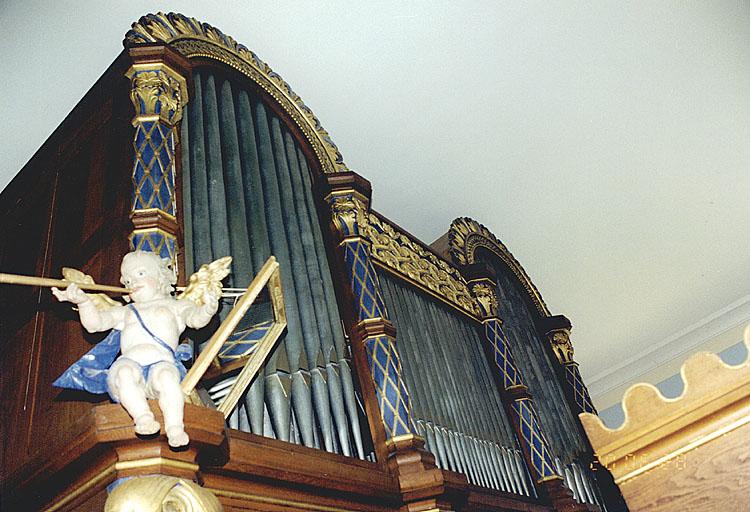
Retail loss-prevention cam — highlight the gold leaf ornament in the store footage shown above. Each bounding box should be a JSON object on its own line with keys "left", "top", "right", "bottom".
{"left": 61, "top": 267, "right": 119, "bottom": 310}
{"left": 177, "top": 256, "right": 233, "bottom": 305}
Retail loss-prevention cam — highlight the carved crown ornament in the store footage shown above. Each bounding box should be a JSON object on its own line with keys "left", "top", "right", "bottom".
{"left": 125, "top": 12, "right": 348, "bottom": 174}
{"left": 363, "top": 213, "right": 480, "bottom": 317}
{"left": 448, "top": 217, "right": 550, "bottom": 317}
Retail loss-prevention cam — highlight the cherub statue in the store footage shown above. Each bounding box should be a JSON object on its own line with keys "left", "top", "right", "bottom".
{"left": 52, "top": 251, "right": 231, "bottom": 447}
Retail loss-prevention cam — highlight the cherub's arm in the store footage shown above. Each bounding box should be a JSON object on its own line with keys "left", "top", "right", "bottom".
{"left": 52, "top": 283, "right": 124, "bottom": 332}
{"left": 178, "top": 290, "right": 221, "bottom": 330}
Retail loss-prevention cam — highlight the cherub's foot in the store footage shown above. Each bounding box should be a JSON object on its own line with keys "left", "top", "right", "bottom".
{"left": 134, "top": 413, "right": 160, "bottom": 435}
{"left": 166, "top": 425, "right": 189, "bottom": 447}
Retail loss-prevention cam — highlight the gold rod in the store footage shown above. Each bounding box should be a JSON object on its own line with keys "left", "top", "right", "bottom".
{"left": 0, "top": 273, "right": 130, "bottom": 294}
{"left": 181, "top": 256, "right": 279, "bottom": 395}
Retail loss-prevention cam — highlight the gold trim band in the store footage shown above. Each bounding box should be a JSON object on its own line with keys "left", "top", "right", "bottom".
{"left": 43, "top": 465, "right": 116, "bottom": 512}
{"left": 115, "top": 457, "right": 200, "bottom": 473}
{"left": 383, "top": 433, "right": 424, "bottom": 448}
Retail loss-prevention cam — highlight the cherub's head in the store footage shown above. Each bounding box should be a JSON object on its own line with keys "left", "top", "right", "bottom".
{"left": 120, "top": 251, "right": 176, "bottom": 302}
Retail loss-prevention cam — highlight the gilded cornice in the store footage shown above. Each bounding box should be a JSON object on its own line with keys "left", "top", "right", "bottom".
{"left": 125, "top": 12, "right": 348, "bottom": 174}
{"left": 448, "top": 217, "right": 550, "bottom": 317}
{"left": 364, "top": 213, "right": 480, "bottom": 317}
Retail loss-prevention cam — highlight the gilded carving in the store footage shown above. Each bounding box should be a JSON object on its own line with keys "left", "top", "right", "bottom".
{"left": 329, "top": 194, "right": 368, "bottom": 237}
{"left": 363, "top": 214, "right": 480, "bottom": 316}
{"left": 548, "top": 328, "right": 575, "bottom": 364}
{"left": 471, "top": 282, "right": 498, "bottom": 318}
{"left": 126, "top": 66, "right": 187, "bottom": 125}
{"left": 105, "top": 475, "right": 223, "bottom": 512}
{"left": 448, "top": 217, "right": 550, "bottom": 317}
{"left": 125, "top": 12, "right": 348, "bottom": 174}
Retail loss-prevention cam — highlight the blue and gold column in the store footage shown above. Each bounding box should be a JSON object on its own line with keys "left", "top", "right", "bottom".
{"left": 125, "top": 47, "right": 189, "bottom": 269}
{"left": 545, "top": 323, "right": 597, "bottom": 415}
{"left": 468, "top": 271, "right": 584, "bottom": 510}
{"left": 324, "top": 183, "right": 416, "bottom": 441}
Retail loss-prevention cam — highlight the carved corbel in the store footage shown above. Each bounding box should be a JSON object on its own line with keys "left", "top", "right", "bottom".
{"left": 105, "top": 475, "right": 222, "bottom": 512}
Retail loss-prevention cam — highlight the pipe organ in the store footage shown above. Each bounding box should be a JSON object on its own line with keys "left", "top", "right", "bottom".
{"left": 0, "top": 12, "right": 625, "bottom": 512}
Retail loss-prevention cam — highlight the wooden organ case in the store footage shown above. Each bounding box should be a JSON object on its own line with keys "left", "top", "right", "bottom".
{"left": 0, "top": 13, "right": 626, "bottom": 512}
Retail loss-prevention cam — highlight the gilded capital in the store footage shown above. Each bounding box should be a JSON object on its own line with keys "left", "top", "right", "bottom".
{"left": 126, "top": 63, "right": 188, "bottom": 126}
{"left": 548, "top": 328, "right": 575, "bottom": 364}
{"left": 471, "top": 282, "right": 498, "bottom": 318}
{"left": 105, "top": 475, "right": 223, "bottom": 512}
{"left": 328, "top": 193, "right": 369, "bottom": 238}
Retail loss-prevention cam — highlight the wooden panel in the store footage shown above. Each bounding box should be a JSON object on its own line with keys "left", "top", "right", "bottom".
{"left": 213, "top": 430, "right": 398, "bottom": 499}
{"left": 618, "top": 419, "right": 750, "bottom": 511}
{"left": 0, "top": 53, "right": 133, "bottom": 483}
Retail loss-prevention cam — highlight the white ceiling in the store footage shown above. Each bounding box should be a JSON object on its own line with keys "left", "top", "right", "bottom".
{"left": 2, "top": 2, "right": 749, "bottom": 405}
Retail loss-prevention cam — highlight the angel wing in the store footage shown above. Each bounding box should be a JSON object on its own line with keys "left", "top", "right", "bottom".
{"left": 177, "top": 256, "right": 232, "bottom": 305}
{"left": 61, "top": 267, "right": 120, "bottom": 311}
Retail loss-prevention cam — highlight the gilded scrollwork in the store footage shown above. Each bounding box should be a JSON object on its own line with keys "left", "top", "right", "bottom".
{"left": 105, "top": 475, "right": 223, "bottom": 512}
{"left": 363, "top": 214, "right": 480, "bottom": 316}
{"left": 125, "top": 12, "right": 348, "bottom": 174}
{"left": 548, "top": 328, "right": 575, "bottom": 364}
{"left": 448, "top": 217, "right": 550, "bottom": 317}
{"left": 471, "top": 282, "right": 498, "bottom": 318}
{"left": 127, "top": 67, "right": 187, "bottom": 125}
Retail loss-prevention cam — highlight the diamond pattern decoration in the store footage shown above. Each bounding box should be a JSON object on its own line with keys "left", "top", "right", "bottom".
{"left": 485, "top": 319, "right": 522, "bottom": 389}
{"left": 511, "top": 399, "right": 557, "bottom": 481}
{"left": 365, "top": 336, "right": 416, "bottom": 437}
{"left": 343, "top": 240, "right": 386, "bottom": 321}
{"left": 565, "top": 363, "right": 597, "bottom": 414}
{"left": 132, "top": 121, "right": 176, "bottom": 214}
{"left": 129, "top": 230, "right": 175, "bottom": 261}
{"left": 217, "top": 320, "right": 275, "bottom": 365}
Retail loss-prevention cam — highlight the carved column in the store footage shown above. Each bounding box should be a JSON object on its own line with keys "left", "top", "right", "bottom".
{"left": 543, "top": 316, "right": 597, "bottom": 415}
{"left": 125, "top": 45, "right": 190, "bottom": 270}
{"left": 321, "top": 174, "right": 416, "bottom": 440}
{"left": 319, "top": 173, "right": 460, "bottom": 510}
{"left": 465, "top": 265, "right": 585, "bottom": 511}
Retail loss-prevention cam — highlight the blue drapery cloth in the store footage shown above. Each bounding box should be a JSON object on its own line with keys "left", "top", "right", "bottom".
{"left": 53, "top": 305, "right": 191, "bottom": 396}
{"left": 53, "top": 329, "right": 122, "bottom": 395}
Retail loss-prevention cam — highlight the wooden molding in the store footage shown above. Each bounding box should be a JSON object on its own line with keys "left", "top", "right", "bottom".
{"left": 130, "top": 208, "right": 179, "bottom": 234}
{"left": 581, "top": 324, "right": 750, "bottom": 510}
{"left": 354, "top": 317, "right": 398, "bottom": 341}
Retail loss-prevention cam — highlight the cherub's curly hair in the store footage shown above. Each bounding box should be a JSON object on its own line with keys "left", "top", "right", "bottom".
{"left": 121, "top": 251, "right": 176, "bottom": 295}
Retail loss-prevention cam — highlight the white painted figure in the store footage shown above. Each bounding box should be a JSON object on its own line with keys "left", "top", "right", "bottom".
{"left": 52, "top": 251, "right": 222, "bottom": 447}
